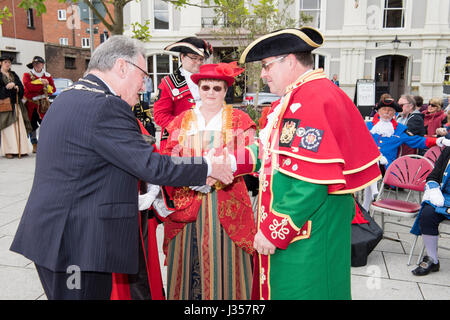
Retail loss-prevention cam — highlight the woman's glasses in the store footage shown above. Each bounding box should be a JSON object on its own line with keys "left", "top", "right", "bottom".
{"left": 200, "top": 85, "right": 224, "bottom": 92}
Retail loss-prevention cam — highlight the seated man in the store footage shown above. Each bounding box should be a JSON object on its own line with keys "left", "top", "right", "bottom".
{"left": 410, "top": 146, "right": 450, "bottom": 276}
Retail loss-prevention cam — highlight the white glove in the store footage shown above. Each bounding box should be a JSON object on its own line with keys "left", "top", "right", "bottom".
{"left": 138, "top": 184, "right": 161, "bottom": 211}
{"left": 379, "top": 156, "right": 388, "bottom": 166}
{"left": 190, "top": 185, "right": 211, "bottom": 193}
{"left": 436, "top": 137, "right": 450, "bottom": 147}
{"left": 436, "top": 128, "right": 448, "bottom": 137}
{"left": 152, "top": 196, "right": 175, "bottom": 218}
{"left": 423, "top": 185, "right": 445, "bottom": 207}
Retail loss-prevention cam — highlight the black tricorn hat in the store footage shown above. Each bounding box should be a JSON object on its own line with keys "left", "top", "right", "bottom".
{"left": 0, "top": 55, "right": 14, "bottom": 63}
{"left": 239, "top": 27, "right": 324, "bottom": 64}
{"left": 376, "top": 98, "right": 402, "bottom": 113}
{"left": 26, "top": 56, "right": 45, "bottom": 69}
{"left": 164, "top": 37, "right": 213, "bottom": 59}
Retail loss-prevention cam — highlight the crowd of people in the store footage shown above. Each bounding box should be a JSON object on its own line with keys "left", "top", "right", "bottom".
{"left": 364, "top": 93, "right": 450, "bottom": 278}
{"left": 0, "top": 55, "right": 55, "bottom": 158}
{"left": 4, "top": 26, "right": 449, "bottom": 301}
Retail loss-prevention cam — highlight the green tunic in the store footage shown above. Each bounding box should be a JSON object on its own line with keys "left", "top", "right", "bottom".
{"left": 247, "top": 143, "right": 354, "bottom": 300}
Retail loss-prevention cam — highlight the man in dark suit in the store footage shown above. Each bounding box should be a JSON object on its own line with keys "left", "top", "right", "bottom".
{"left": 10, "top": 36, "right": 233, "bottom": 300}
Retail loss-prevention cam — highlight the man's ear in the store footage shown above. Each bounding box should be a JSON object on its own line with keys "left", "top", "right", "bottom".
{"left": 114, "top": 58, "right": 128, "bottom": 79}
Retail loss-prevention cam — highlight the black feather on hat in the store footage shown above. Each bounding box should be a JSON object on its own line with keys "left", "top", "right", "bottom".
{"left": 164, "top": 37, "right": 213, "bottom": 59}
{"left": 26, "top": 56, "right": 45, "bottom": 69}
{"left": 376, "top": 98, "right": 402, "bottom": 113}
{"left": 239, "top": 27, "right": 324, "bottom": 64}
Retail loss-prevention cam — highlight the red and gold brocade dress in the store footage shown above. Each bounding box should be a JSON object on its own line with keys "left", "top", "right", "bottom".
{"left": 162, "top": 104, "right": 257, "bottom": 300}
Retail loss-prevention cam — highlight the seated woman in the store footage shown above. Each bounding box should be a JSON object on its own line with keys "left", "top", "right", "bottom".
{"left": 161, "top": 62, "right": 257, "bottom": 300}
{"left": 423, "top": 98, "right": 446, "bottom": 137}
{"left": 410, "top": 146, "right": 450, "bottom": 276}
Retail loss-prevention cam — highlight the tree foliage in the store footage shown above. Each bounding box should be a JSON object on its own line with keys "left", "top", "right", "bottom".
{"left": 11, "top": 0, "right": 151, "bottom": 40}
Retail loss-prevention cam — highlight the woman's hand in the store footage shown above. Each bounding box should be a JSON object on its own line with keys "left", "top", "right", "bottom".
{"left": 5, "top": 82, "right": 15, "bottom": 90}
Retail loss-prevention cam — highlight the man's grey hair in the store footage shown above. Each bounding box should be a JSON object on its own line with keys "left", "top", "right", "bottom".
{"left": 400, "top": 94, "right": 416, "bottom": 108}
{"left": 86, "top": 35, "right": 146, "bottom": 73}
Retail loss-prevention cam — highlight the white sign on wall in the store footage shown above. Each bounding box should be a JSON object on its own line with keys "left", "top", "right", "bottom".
{"left": 356, "top": 79, "right": 376, "bottom": 106}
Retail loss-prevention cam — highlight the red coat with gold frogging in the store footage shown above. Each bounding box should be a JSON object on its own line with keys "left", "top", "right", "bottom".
{"left": 153, "top": 68, "right": 196, "bottom": 151}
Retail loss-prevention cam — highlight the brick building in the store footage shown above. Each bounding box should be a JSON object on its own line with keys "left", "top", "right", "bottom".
{"left": 0, "top": 0, "right": 45, "bottom": 79}
{"left": 0, "top": 0, "right": 113, "bottom": 81}
{"left": 41, "top": 0, "right": 113, "bottom": 81}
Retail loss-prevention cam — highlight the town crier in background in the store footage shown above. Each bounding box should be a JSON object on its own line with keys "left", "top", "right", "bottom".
{"left": 153, "top": 37, "right": 212, "bottom": 150}
{"left": 22, "top": 56, "right": 55, "bottom": 153}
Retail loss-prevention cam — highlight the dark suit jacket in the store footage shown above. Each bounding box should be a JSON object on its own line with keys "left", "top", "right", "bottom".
{"left": 10, "top": 74, "right": 208, "bottom": 274}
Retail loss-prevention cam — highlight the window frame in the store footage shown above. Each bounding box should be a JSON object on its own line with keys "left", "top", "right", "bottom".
{"left": 57, "top": 9, "right": 67, "bottom": 21}
{"left": 147, "top": 53, "right": 180, "bottom": 91}
{"left": 297, "top": 0, "right": 323, "bottom": 29}
{"left": 382, "top": 0, "right": 406, "bottom": 29}
{"left": 81, "top": 38, "right": 90, "bottom": 48}
{"left": 26, "top": 8, "right": 35, "bottom": 28}
{"left": 59, "top": 38, "right": 69, "bottom": 46}
{"left": 153, "top": 0, "right": 172, "bottom": 31}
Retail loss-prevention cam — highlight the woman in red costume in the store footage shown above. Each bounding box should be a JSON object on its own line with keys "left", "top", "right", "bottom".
{"left": 162, "top": 62, "right": 257, "bottom": 300}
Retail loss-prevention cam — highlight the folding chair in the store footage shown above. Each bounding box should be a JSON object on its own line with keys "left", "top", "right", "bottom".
{"left": 369, "top": 155, "right": 434, "bottom": 265}
{"left": 423, "top": 145, "right": 443, "bottom": 166}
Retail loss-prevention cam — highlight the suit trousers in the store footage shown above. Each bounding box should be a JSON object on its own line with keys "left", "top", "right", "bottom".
{"left": 35, "top": 264, "right": 112, "bottom": 300}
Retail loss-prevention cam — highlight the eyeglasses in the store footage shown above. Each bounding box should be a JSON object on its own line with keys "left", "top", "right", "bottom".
{"left": 261, "top": 55, "right": 287, "bottom": 71}
{"left": 429, "top": 104, "right": 438, "bottom": 108}
{"left": 124, "top": 60, "right": 150, "bottom": 78}
{"left": 398, "top": 103, "right": 411, "bottom": 107}
{"left": 185, "top": 54, "right": 205, "bottom": 63}
{"left": 200, "top": 85, "right": 224, "bottom": 92}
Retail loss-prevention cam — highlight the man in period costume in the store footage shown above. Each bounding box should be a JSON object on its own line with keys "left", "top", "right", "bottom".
{"left": 10, "top": 36, "right": 233, "bottom": 300}
{"left": 367, "top": 98, "right": 445, "bottom": 170}
{"left": 153, "top": 36, "right": 212, "bottom": 150}
{"left": 233, "top": 27, "right": 383, "bottom": 300}
{"left": 22, "top": 56, "right": 55, "bottom": 153}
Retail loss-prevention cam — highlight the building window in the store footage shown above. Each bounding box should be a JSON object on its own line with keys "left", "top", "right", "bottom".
{"left": 147, "top": 54, "right": 179, "bottom": 90}
{"left": 383, "top": 0, "right": 405, "bottom": 28}
{"left": 154, "top": 0, "right": 169, "bottom": 30}
{"left": 64, "top": 56, "right": 76, "bottom": 69}
{"left": 27, "top": 8, "right": 34, "bottom": 28}
{"left": 57, "top": 9, "right": 67, "bottom": 20}
{"left": 299, "top": 0, "right": 321, "bottom": 28}
{"left": 59, "top": 38, "right": 69, "bottom": 46}
{"left": 81, "top": 38, "right": 90, "bottom": 48}
{"left": 0, "top": 51, "right": 18, "bottom": 64}
{"left": 313, "top": 53, "right": 325, "bottom": 70}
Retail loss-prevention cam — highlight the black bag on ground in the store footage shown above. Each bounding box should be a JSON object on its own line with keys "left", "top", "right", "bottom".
{"left": 351, "top": 201, "right": 383, "bottom": 267}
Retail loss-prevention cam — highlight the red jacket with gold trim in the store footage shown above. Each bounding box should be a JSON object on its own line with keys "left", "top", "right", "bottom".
{"left": 22, "top": 71, "right": 55, "bottom": 120}
{"left": 153, "top": 68, "right": 195, "bottom": 150}
{"left": 235, "top": 69, "right": 382, "bottom": 249}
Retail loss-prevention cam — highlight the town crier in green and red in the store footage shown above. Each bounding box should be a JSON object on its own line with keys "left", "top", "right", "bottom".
{"left": 234, "top": 27, "right": 382, "bottom": 300}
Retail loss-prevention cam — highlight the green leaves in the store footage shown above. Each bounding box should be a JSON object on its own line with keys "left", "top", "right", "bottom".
{"left": 130, "top": 20, "right": 152, "bottom": 42}
{"left": 0, "top": 6, "right": 13, "bottom": 24}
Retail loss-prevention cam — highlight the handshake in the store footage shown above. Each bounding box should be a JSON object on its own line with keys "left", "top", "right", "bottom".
{"left": 138, "top": 148, "right": 237, "bottom": 214}
{"left": 202, "top": 147, "right": 236, "bottom": 189}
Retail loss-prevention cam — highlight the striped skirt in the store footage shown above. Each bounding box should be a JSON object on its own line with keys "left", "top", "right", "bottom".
{"left": 166, "top": 191, "right": 253, "bottom": 300}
